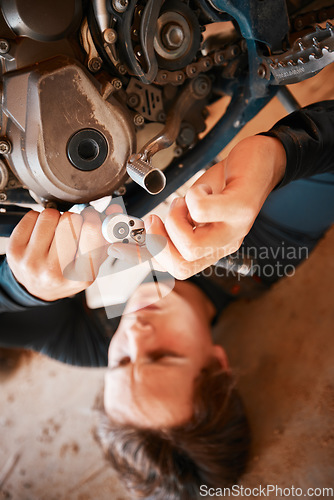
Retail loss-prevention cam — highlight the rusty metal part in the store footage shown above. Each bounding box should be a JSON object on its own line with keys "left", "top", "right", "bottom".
{"left": 80, "top": 18, "right": 103, "bottom": 73}
{"left": 268, "top": 22, "right": 334, "bottom": 84}
{"left": 1, "top": 0, "right": 82, "bottom": 41}
{"left": 291, "top": 5, "right": 334, "bottom": 33}
{"left": 154, "top": 41, "right": 243, "bottom": 85}
{"left": 154, "top": 11, "right": 192, "bottom": 61}
{"left": 141, "top": 75, "right": 211, "bottom": 161}
{"left": 2, "top": 56, "right": 135, "bottom": 204}
{"left": 126, "top": 75, "right": 211, "bottom": 194}
{"left": 126, "top": 78, "right": 164, "bottom": 122}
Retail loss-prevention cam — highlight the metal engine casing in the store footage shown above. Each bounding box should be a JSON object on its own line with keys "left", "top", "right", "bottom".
{"left": 2, "top": 56, "right": 135, "bottom": 204}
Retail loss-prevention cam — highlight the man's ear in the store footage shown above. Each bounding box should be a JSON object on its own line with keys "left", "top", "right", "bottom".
{"left": 212, "top": 345, "right": 230, "bottom": 371}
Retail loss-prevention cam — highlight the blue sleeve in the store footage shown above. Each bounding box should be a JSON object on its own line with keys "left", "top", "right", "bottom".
{"left": 0, "top": 255, "right": 109, "bottom": 367}
{"left": 0, "top": 255, "right": 51, "bottom": 312}
{"left": 261, "top": 100, "right": 334, "bottom": 187}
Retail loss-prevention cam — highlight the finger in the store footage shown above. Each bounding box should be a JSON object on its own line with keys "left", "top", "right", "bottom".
{"left": 7, "top": 210, "right": 40, "bottom": 256}
{"left": 108, "top": 233, "right": 167, "bottom": 269}
{"left": 105, "top": 203, "right": 124, "bottom": 216}
{"left": 164, "top": 197, "right": 215, "bottom": 261}
{"left": 186, "top": 179, "right": 256, "bottom": 226}
{"left": 26, "top": 209, "right": 61, "bottom": 256}
{"left": 73, "top": 208, "right": 108, "bottom": 281}
{"left": 192, "top": 159, "right": 226, "bottom": 193}
{"left": 164, "top": 197, "right": 245, "bottom": 261}
{"left": 107, "top": 243, "right": 152, "bottom": 264}
{"left": 145, "top": 214, "right": 222, "bottom": 279}
{"left": 49, "top": 211, "right": 84, "bottom": 274}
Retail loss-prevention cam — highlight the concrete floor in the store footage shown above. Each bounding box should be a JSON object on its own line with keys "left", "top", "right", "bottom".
{"left": 1, "top": 57, "right": 334, "bottom": 500}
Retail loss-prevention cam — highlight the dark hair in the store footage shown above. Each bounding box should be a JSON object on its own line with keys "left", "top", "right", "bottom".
{"left": 95, "top": 358, "right": 250, "bottom": 499}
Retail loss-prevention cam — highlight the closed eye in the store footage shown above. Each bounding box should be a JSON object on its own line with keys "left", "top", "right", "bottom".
{"left": 110, "top": 350, "right": 183, "bottom": 371}
{"left": 147, "top": 350, "right": 183, "bottom": 361}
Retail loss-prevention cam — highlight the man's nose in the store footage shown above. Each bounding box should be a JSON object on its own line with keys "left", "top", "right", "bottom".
{"left": 124, "top": 319, "right": 155, "bottom": 357}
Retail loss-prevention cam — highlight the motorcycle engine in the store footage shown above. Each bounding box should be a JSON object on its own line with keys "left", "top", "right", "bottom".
{"left": 0, "top": 0, "right": 218, "bottom": 206}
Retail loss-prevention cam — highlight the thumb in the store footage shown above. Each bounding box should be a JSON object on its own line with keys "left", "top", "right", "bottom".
{"left": 185, "top": 183, "right": 214, "bottom": 224}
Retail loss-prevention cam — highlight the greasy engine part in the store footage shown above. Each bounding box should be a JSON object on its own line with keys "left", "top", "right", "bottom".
{"left": 1, "top": 56, "right": 135, "bottom": 204}
{"left": 1, "top": 0, "right": 82, "bottom": 42}
{"left": 153, "top": 0, "right": 202, "bottom": 70}
{"left": 0, "top": 0, "right": 334, "bottom": 224}
{"left": 126, "top": 74, "right": 211, "bottom": 194}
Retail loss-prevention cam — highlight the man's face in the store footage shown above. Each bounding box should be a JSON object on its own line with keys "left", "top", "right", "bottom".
{"left": 104, "top": 282, "right": 228, "bottom": 428}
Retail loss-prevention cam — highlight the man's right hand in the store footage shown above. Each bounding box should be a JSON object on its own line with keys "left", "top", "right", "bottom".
{"left": 6, "top": 208, "right": 108, "bottom": 301}
{"left": 144, "top": 135, "right": 287, "bottom": 280}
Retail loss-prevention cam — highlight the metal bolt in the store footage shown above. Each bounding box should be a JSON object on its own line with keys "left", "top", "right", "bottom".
{"left": 257, "top": 64, "right": 267, "bottom": 79}
{"left": 112, "top": 78, "right": 122, "bottom": 90}
{"left": 134, "top": 114, "right": 144, "bottom": 126}
{"left": 0, "top": 192, "right": 7, "bottom": 201}
{"left": 103, "top": 28, "right": 117, "bottom": 44}
{"left": 128, "top": 93, "right": 140, "bottom": 107}
{"left": 162, "top": 23, "right": 185, "bottom": 49}
{"left": 45, "top": 201, "right": 58, "bottom": 209}
{"left": 0, "top": 39, "right": 10, "bottom": 55}
{"left": 174, "top": 146, "right": 183, "bottom": 157}
{"left": 157, "top": 111, "right": 166, "bottom": 122}
{"left": 161, "top": 72, "right": 167, "bottom": 80}
{"left": 113, "top": 0, "right": 129, "bottom": 13}
{"left": 88, "top": 58, "right": 102, "bottom": 72}
{"left": 113, "top": 186, "right": 126, "bottom": 196}
{"left": 117, "top": 64, "right": 127, "bottom": 75}
{"left": 0, "top": 139, "right": 12, "bottom": 155}
{"left": 193, "top": 76, "right": 210, "bottom": 97}
{"left": 178, "top": 126, "right": 195, "bottom": 147}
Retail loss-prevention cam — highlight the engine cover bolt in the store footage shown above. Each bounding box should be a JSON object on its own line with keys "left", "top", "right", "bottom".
{"left": 88, "top": 57, "right": 102, "bottom": 73}
{"left": 112, "top": 78, "right": 123, "bottom": 90}
{"left": 128, "top": 93, "right": 140, "bottom": 107}
{"left": 113, "top": 0, "right": 129, "bottom": 13}
{"left": 117, "top": 64, "right": 127, "bottom": 75}
{"left": 157, "top": 111, "right": 166, "bottom": 122}
{"left": 0, "top": 192, "right": 7, "bottom": 201}
{"left": 174, "top": 146, "right": 183, "bottom": 157}
{"left": 103, "top": 28, "right": 117, "bottom": 44}
{"left": 0, "top": 139, "right": 12, "bottom": 155}
{"left": 178, "top": 125, "right": 196, "bottom": 147}
{"left": 113, "top": 186, "right": 126, "bottom": 196}
{"left": 45, "top": 201, "right": 57, "bottom": 209}
{"left": 0, "top": 39, "right": 10, "bottom": 55}
{"left": 134, "top": 114, "right": 144, "bottom": 126}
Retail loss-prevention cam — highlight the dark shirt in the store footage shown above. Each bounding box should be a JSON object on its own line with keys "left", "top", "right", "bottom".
{"left": 1, "top": 101, "right": 334, "bottom": 366}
